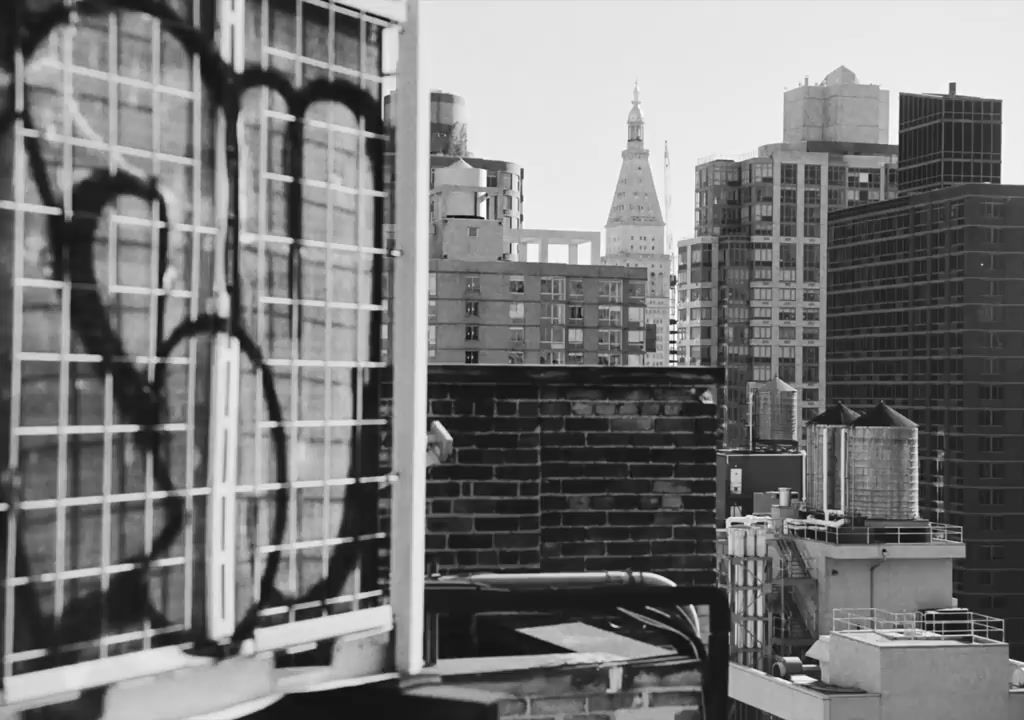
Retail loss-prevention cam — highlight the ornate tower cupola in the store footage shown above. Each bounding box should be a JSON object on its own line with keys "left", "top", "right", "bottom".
{"left": 628, "top": 79, "right": 644, "bottom": 144}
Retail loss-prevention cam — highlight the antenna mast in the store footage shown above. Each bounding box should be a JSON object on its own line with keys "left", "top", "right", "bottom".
{"left": 664, "top": 141, "right": 672, "bottom": 255}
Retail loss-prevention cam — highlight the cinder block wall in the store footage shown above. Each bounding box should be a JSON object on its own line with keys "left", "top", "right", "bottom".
{"left": 384, "top": 365, "right": 724, "bottom": 586}
{"left": 436, "top": 656, "right": 704, "bottom": 720}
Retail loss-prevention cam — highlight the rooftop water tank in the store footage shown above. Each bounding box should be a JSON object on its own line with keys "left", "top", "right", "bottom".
{"left": 433, "top": 158, "right": 486, "bottom": 218}
{"left": 751, "top": 377, "right": 798, "bottom": 444}
{"left": 845, "top": 402, "right": 919, "bottom": 520}
{"left": 804, "top": 402, "right": 861, "bottom": 514}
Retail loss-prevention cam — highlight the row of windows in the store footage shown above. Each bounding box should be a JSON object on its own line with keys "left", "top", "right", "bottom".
{"left": 697, "top": 161, "right": 895, "bottom": 192}
{"left": 428, "top": 274, "right": 644, "bottom": 301}
{"left": 431, "top": 325, "right": 647, "bottom": 346}
{"left": 460, "top": 301, "right": 645, "bottom": 325}
{"left": 465, "top": 351, "right": 643, "bottom": 366}
{"left": 830, "top": 199, "right": 1001, "bottom": 245}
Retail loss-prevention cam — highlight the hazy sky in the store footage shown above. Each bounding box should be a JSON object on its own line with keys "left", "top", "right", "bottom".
{"left": 421, "top": 0, "right": 1023, "bottom": 242}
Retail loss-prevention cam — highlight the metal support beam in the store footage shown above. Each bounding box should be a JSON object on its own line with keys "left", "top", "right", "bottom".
{"left": 390, "top": 0, "right": 428, "bottom": 678}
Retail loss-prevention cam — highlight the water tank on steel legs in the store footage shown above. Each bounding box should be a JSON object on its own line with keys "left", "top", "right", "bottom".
{"left": 804, "top": 402, "right": 861, "bottom": 514}
{"left": 753, "top": 377, "right": 799, "bottom": 443}
{"left": 846, "top": 402, "right": 919, "bottom": 520}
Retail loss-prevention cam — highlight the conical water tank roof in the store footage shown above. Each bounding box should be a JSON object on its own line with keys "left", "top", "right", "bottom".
{"left": 769, "top": 377, "right": 797, "bottom": 393}
{"left": 808, "top": 402, "right": 861, "bottom": 426}
{"left": 849, "top": 401, "right": 917, "bottom": 429}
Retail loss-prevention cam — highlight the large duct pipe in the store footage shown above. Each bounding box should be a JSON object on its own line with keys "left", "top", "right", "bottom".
{"left": 435, "top": 571, "right": 675, "bottom": 588}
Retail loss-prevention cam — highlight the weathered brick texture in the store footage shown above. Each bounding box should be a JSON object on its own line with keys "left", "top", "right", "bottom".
{"left": 438, "top": 657, "right": 704, "bottom": 720}
{"left": 386, "top": 366, "right": 724, "bottom": 586}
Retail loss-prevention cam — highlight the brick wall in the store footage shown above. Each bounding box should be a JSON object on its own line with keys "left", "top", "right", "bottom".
{"left": 406, "top": 365, "right": 724, "bottom": 586}
{"left": 435, "top": 654, "right": 703, "bottom": 720}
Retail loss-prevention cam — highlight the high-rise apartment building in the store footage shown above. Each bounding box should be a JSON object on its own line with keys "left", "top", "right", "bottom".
{"left": 826, "top": 81, "right": 1024, "bottom": 650}
{"left": 427, "top": 261, "right": 648, "bottom": 365}
{"left": 602, "top": 83, "right": 672, "bottom": 366}
{"left": 682, "top": 67, "right": 898, "bottom": 446}
{"left": 898, "top": 83, "right": 1002, "bottom": 195}
{"left": 828, "top": 184, "right": 1024, "bottom": 654}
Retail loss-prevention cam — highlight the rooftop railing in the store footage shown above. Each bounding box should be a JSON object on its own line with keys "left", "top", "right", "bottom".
{"left": 783, "top": 520, "right": 964, "bottom": 545}
{"left": 833, "top": 608, "right": 1005, "bottom": 644}
{"left": 695, "top": 149, "right": 762, "bottom": 166}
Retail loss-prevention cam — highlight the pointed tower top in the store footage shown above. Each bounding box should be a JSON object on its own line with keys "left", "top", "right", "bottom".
{"left": 627, "top": 82, "right": 644, "bottom": 143}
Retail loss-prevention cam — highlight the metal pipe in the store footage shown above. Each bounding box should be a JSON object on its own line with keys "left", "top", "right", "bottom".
{"left": 390, "top": 0, "right": 429, "bottom": 678}
{"left": 821, "top": 425, "right": 829, "bottom": 515}
{"left": 838, "top": 427, "right": 847, "bottom": 516}
{"left": 747, "top": 385, "right": 755, "bottom": 451}
{"left": 869, "top": 548, "right": 888, "bottom": 609}
{"left": 433, "top": 571, "right": 702, "bottom": 637}
{"left": 434, "top": 571, "right": 677, "bottom": 588}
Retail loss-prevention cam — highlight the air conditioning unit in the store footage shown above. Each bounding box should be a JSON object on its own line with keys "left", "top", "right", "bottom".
{"left": 921, "top": 608, "right": 973, "bottom": 636}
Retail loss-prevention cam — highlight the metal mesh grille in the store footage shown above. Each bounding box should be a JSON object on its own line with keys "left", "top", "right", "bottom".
{"left": 234, "top": 0, "right": 392, "bottom": 628}
{"left": 0, "top": 0, "right": 394, "bottom": 681}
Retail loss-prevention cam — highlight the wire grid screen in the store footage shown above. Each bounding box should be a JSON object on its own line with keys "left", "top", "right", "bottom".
{"left": 0, "top": 0, "right": 394, "bottom": 680}
{"left": 235, "top": 0, "right": 393, "bottom": 629}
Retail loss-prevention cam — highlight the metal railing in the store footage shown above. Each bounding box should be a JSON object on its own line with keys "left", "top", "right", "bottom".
{"left": 783, "top": 521, "right": 964, "bottom": 545}
{"left": 695, "top": 149, "right": 762, "bottom": 166}
{"left": 833, "top": 608, "right": 1005, "bottom": 644}
{"left": 775, "top": 537, "right": 815, "bottom": 579}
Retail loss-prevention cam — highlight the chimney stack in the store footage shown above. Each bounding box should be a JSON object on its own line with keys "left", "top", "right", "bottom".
{"left": 949, "top": 82, "right": 957, "bottom": 96}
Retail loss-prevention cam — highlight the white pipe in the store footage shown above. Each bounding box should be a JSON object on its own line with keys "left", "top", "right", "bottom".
{"left": 838, "top": 427, "right": 847, "bottom": 516}
{"left": 821, "top": 425, "right": 829, "bottom": 515}
{"left": 797, "top": 517, "right": 847, "bottom": 530}
{"left": 748, "top": 385, "right": 755, "bottom": 450}
{"left": 801, "top": 447, "right": 807, "bottom": 509}
{"left": 390, "top": 0, "right": 429, "bottom": 678}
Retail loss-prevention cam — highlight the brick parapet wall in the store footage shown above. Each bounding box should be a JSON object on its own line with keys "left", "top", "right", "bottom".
{"left": 382, "top": 365, "right": 724, "bottom": 585}
{"left": 436, "top": 655, "right": 703, "bottom": 720}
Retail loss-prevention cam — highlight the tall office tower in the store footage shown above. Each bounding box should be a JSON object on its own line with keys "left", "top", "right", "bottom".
{"left": 602, "top": 82, "right": 672, "bottom": 366}
{"left": 828, "top": 185, "right": 1024, "bottom": 655}
{"left": 898, "top": 83, "right": 1002, "bottom": 196}
{"left": 682, "top": 67, "right": 898, "bottom": 446}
